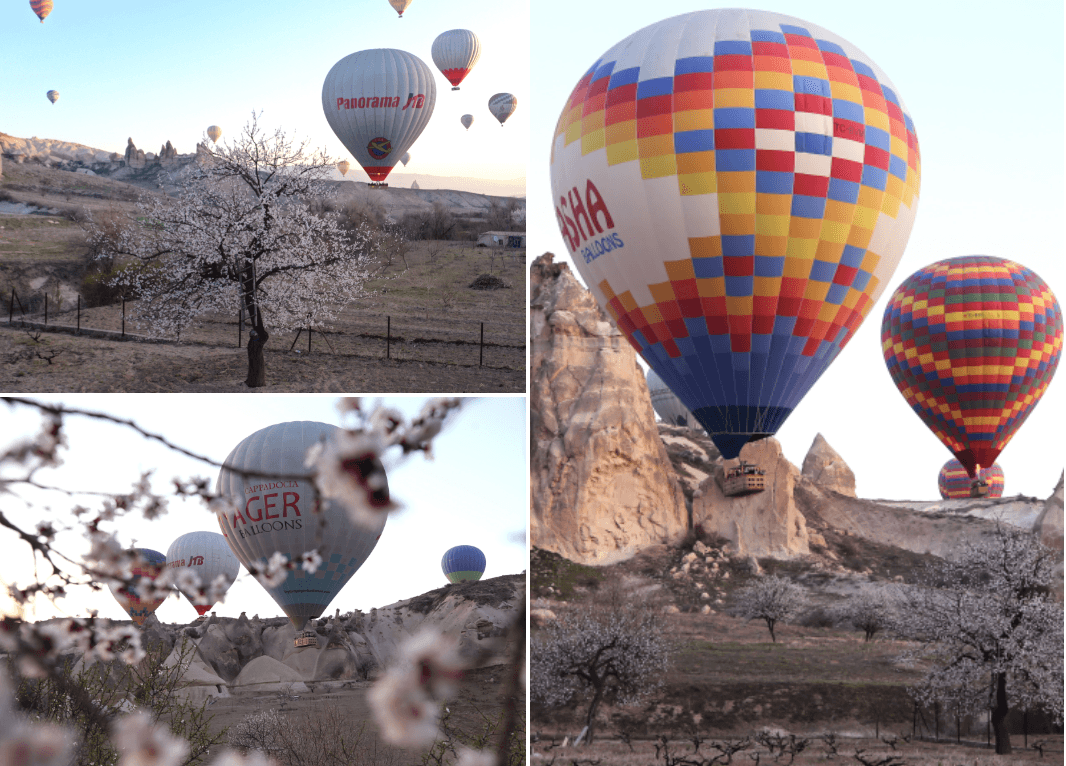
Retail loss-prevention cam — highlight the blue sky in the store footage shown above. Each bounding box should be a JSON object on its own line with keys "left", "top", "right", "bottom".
{"left": 1, "top": 395, "right": 527, "bottom": 623}
{"left": 1, "top": 0, "right": 528, "bottom": 194}
{"left": 528, "top": 1, "right": 1065, "bottom": 501}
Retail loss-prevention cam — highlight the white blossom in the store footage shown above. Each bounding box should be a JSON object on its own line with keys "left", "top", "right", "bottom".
{"left": 455, "top": 747, "right": 498, "bottom": 766}
{"left": 300, "top": 550, "right": 323, "bottom": 575}
{"left": 113, "top": 712, "right": 190, "bottom": 766}
{"left": 735, "top": 575, "right": 807, "bottom": 643}
{"left": 208, "top": 749, "right": 278, "bottom": 766}
{"left": 305, "top": 430, "right": 396, "bottom": 528}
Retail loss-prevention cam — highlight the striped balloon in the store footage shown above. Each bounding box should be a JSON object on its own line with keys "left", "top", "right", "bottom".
{"left": 882, "top": 256, "right": 1062, "bottom": 476}
{"left": 166, "top": 531, "right": 241, "bottom": 616}
{"left": 431, "top": 29, "right": 481, "bottom": 90}
{"left": 388, "top": 0, "right": 412, "bottom": 17}
{"left": 938, "top": 459, "right": 1004, "bottom": 499}
{"left": 206, "top": 125, "right": 222, "bottom": 143}
{"left": 46, "top": 90, "right": 59, "bottom": 104}
{"left": 30, "top": 0, "right": 52, "bottom": 23}
{"left": 108, "top": 548, "right": 167, "bottom": 626}
{"left": 489, "top": 93, "right": 518, "bottom": 126}
{"left": 441, "top": 545, "right": 486, "bottom": 583}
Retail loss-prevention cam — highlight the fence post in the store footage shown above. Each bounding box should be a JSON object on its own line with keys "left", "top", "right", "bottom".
{"left": 44, "top": 294, "right": 48, "bottom": 325}
{"left": 479, "top": 322, "right": 484, "bottom": 366}
{"left": 8, "top": 288, "right": 12, "bottom": 323}
{"left": 308, "top": 323, "right": 312, "bottom": 354}
{"left": 77, "top": 295, "right": 81, "bottom": 334}
{"left": 238, "top": 305, "right": 243, "bottom": 348}
{"left": 387, "top": 316, "right": 391, "bottom": 359}
{"left": 122, "top": 297, "right": 126, "bottom": 338}
{"left": 934, "top": 701, "right": 939, "bottom": 742}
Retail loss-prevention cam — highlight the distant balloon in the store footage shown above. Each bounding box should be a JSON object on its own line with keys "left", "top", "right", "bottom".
{"left": 30, "top": 0, "right": 52, "bottom": 23}
{"left": 46, "top": 90, "right": 59, "bottom": 104}
{"left": 549, "top": 9, "right": 922, "bottom": 460}
{"left": 108, "top": 548, "right": 167, "bottom": 626}
{"left": 488, "top": 93, "right": 517, "bottom": 126}
{"left": 883, "top": 256, "right": 1062, "bottom": 477}
{"left": 337, "top": 160, "right": 350, "bottom": 176}
{"left": 400, "top": 152, "right": 411, "bottom": 166}
{"left": 461, "top": 114, "right": 474, "bottom": 131}
{"left": 216, "top": 421, "right": 388, "bottom": 630}
{"left": 431, "top": 29, "right": 481, "bottom": 90}
{"left": 441, "top": 545, "right": 486, "bottom": 583}
{"left": 206, "top": 125, "right": 222, "bottom": 143}
{"left": 938, "top": 459, "right": 1004, "bottom": 500}
{"left": 166, "top": 531, "right": 241, "bottom": 616}
{"left": 388, "top": 0, "right": 412, "bottom": 17}
{"left": 322, "top": 49, "right": 436, "bottom": 184}
{"left": 646, "top": 368, "right": 694, "bottom": 427}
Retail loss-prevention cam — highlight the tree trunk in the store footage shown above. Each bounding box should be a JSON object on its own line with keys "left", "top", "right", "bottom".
{"left": 583, "top": 685, "right": 605, "bottom": 745}
{"left": 245, "top": 328, "right": 267, "bottom": 387}
{"left": 991, "top": 671, "right": 1011, "bottom": 755}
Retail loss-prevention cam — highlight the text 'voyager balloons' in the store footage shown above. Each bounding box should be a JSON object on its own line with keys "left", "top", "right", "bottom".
{"left": 322, "top": 49, "right": 436, "bottom": 184}
{"left": 938, "top": 459, "right": 1004, "bottom": 500}
{"left": 431, "top": 29, "right": 481, "bottom": 90}
{"left": 646, "top": 368, "right": 694, "bottom": 427}
{"left": 216, "top": 421, "right": 388, "bottom": 630}
{"left": 108, "top": 548, "right": 167, "bottom": 626}
{"left": 46, "top": 90, "right": 59, "bottom": 105}
{"left": 441, "top": 545, "right": 486, "bottom": 583}
{"left": 30, "top": 0, "right": 52, "bottom": 23}
{"left": 550, "top": 9, "right": 921, "bottom": 460}
{"left": 489, "top": 93, "right": 518, "bottom": 126}
{"left": 882, "top": 256, "right": 1062, "bottom": 476}
{"left": 166, "top": 531, "right": 241, "bottom": 616}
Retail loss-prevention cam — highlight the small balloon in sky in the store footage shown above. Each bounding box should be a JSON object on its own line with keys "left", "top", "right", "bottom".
{"left": 30, "top": 0, "right": 53, "bottom": 23}
{"left": 46, "top": 90, "right": 59, "bottom": 104}
{"left": 206, "top": 125, "right": 222, "bottom": 143}
{"left": 431, "top": 29, "right": 481, "bottom": 90}
{"left": 400, "top": 152, "right": 411, "bottom": 166}
{"left": 388, "top": 0, "right": 412, "bottom": 18}
{"left": 337, "top": 160, "right": 350, "bottom": 176}
{"left": 441, "top": 545, "right": 486, "bottom": 583}
{"left": 108, "top": 548, "right": 167, "bottom": 626}
{"left": 461, "top": 114, "right": 474, "bottom": 131}
{"left": 488, "top": 93, "right": 517, "bottom": 126}
{"left": 166, "top": 531, "right": 241, "bottom": 617}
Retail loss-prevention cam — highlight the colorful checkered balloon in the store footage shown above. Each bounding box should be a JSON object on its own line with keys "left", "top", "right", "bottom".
{"left": 938, "top": 459, "right": 1004, "bottom": 499}
{"left": 882, "top": 256, "right": 1062, "bottom": 477}
{"left": 550, "top": 9, "right": 920, "bottom": 459}
{"left": 108, "top": 548, "right": 167, "bottom": 626}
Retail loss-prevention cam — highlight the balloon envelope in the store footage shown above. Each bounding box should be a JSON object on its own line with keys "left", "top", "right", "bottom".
{"left": 400, "top": 152, "right": 411, "bottom": 166}
{"left": 882, "top": 256, "right": 1062, "bottom": 476}
{"left": 166, "top": 531, "right": 241, "bottom": 616}
{"left": 646, "top": 368, "right": 695, "bottom": 427}
{"left": 337, "top": 160, "right": 350, "bottom": 176}
{"left": 550, "top": 9, "right": 921, "bottom": 460}
{"left": 322, "top": 49, "right": 436, "bottom": 184}
{"left": 441, "top": 545, "right": 486, "bottom": 583}
{"left": 388, "top": 0, "right": 412, "bottom": 17}
{"left": 30, "top": 0, "right": 52, "bottom": 23}
{"left": 207, "top": 125, "right": 222, "bottom": 143}
{"left": 215, "top": 421, "right": 387, "bottom": 630}
{"left": 938, "top": 459, "right": 1004, "bottom": 500}
{"left": 461, "top": 114, "right": 474, "bottom": 130}
{"left": 108, "top": 548, "right": 167, "bottom": 626}
{"left": 46, "top": 90, "right": 59, "bottom": 104}
{"left": 488, "top": 93, "right": 518, "bottom": 126}
{"left": 431, "top": 29, "right": 481, "bottom": 89}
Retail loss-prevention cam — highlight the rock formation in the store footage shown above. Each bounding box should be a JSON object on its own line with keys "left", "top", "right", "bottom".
{"left": 124, "top": 137, "right": 145, "bottom": 167}
{"left": 530, "top": 253, "right": 688, "bottom": 566}
{"left": 158, "top": 140, "right": 178, "bottom": 163}
{"left": 1034, "top": 472, "right": 1064, "bottom": 551}
{"left": 801, "top": 433, "right": 856, "bottom": 497}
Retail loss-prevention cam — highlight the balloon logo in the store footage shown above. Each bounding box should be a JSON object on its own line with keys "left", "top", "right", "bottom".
{"left": 431, "top": 29, "right": 481, "bottom": 90}
{"left": 30, "top": 0, "right": 52, "bottom": 23}
{"left": 938, "top": 459, "right": 1004, "bottom": 500}
{"left": 882, "top": 255, "right": 1062, "bottom": 476}
{"left": 109, "top": 548, "right": 167, "bottom": 626}
{"left": 646, "top": 368, "right": 694, "bottom": 427}
{"left": 216, "top": 421, "right": 387, "bottom": 630}
{"left": 367, "top": 137, "right": 392, "bottom": 160}
{"left": 489, "top": 93, "right": 518, "bottom": 126}
{"left": 549, "top": 9, "right": 921, "bottom": 460}
{"left": 442, "top": 545, "right": 486, "bottom": 583}
{"left": 166, "top": 531, "right": 241, "bottom": 616}
{"left": 46, "top": 90, "right": 59, "bottom": 105}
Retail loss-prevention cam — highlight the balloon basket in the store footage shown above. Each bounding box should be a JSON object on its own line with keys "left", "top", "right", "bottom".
{"left": 970, "top": 480, "right": 989, "bottom": 498}
{"left": 722, "top": 461, "right": 766, "bottom": 497}
{"left": 294, "top": 631, "right": 318, "bottom": 648}
{"left": 452, "top": 87, "right": 459, "bottom": 91}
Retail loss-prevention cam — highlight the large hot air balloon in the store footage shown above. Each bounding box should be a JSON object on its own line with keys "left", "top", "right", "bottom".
{"left": 646, "top": 368, "right": 694, "bottom": 427}
{"left": 388, "top": 0, "right": 412, "bottom": 18}
{"left": 206, "top": 125, "right": 222, "bottom": 143}
{"left": 215, "top": 421, "right": 387, "bottom": 632}
{"left": 488, "top": 93, "right": 517, "bottom": 126}
{"left": 441, "top": 545, "right": 486, "bottom": 583}
{"left": 882, "top": 256, "right": 1062, "bottom": 477}
{"left": 337, "top": 160, "right": 350, "bottom": 176}
{"left": 550, "top": 9, "right": 921, "bottom": 460}
{"left": 460, "top": 114, "right": 474, "bottom": 131}
{"left": 46, "top": 90, "right": 59, "bottom": 105}
{"left": 938, "top": 459, "right": 1004, "bottom": 500}
{"left": 431, "top": 30, "right": 481, "bottom": 90}
{"left": 30, "top": 0, "right": 52, "bottom": 23}
{"left": 108, "top": 548, "right": 167, "bottom": 626}
{"left": 322, "top": 49, "right": 436, "bottom": 185}
{"left": 166, "top": 531, "right": 241, "bottom": 617}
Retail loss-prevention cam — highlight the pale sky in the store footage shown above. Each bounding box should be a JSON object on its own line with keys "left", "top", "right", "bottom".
{"left": 528, "top": 1, "right": 1065, "bottom": 502}
{"left": 0, "top": 396, "right": 527, "bottom": 624}
{"left": 1, "top": 0, "right": 528, "bottom": 195}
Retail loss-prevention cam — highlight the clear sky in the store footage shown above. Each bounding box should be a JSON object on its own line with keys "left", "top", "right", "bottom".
{"left": 529, "top": 1, "right": 1065, "bottom": 502}
{"left": 1, "top": 0, "right": 528, "bottom": 196}
{"left": 1, "top": 395, "right": 527, "bottom": 624}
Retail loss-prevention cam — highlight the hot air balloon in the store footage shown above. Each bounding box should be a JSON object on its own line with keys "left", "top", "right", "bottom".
{"left": 488, "top": 93, "right": 517, "bottom": 126}
{"left": 322, "top": 49, "right": 436, "bottom": 186}
{"left": 30, "top": 0, "right": 52, "bottom": 23}
{"left": 46, "top": 90, "right": 59, "bottom": 105}
{"left": 461, "top": 114, "right": 474, "bottom": 131}
{"left": 938, "top": 459, "right": 1004, "bottom": 500}
{"left": 337, "top": 160, "right": 350, "bottom": 176}
{"left": 215, "top": 421, "right": 387, "bottom": 634}
{"left": 882, "top": 256, "right": 1062, "bottom": 477}
{"left": 166, "top": 531, "right": 241, "bottom": 617}
{"left": 206, "top": 125, "right": 222, "bottom": 143}
{"left": 646, "top": 368, "right": 694, "bottom": 427}
{"left": 431, "top": 29, "right": 481, "bottom": 90}
{"left": 388, "top": 0, "right": 412, "bottom": 18}
{"left": 400, "top": 152, "right": 411, "bottom": 166}
{"left": 108, "top": 548, "right": 167, "bottom": 626}
{"left": 441, "top": 545, "right": 486, "bottom": 583}
{"left": 550, "top": 9, "right": 921, "bottom": 460}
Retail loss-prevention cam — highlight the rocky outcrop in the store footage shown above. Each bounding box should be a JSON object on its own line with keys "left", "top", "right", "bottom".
{"left": 1034, "top": 472, "right": 1064, "bottom": 551}
{"left": 530, "top": 253, "right": 688, "bottom": 566}
{"left": 124, "top": 138, "right": 145, "bottom": 167}
{"left": 801, "top": 433, "right": 856, "bottom": 497}
{"left": 693, "top": 437, "right": 810, "bottom": 558}
{"left": 158, "top": 140, "right": 178, "bottom": 164}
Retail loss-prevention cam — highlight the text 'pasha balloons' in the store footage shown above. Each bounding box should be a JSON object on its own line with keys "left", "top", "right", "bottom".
{"left": 322, "top": 49, "right": 436, "bottom": 184}
{"left": 108, "top": 548, "right": 166, "bottom": 626}
{"left": 938, "top": 459, "right": 1004, "bottom": 500}
{"left": 166, "top": 531, "right": 241, "bottom": 616}
{"left": 882, "top": 256, "right": 1062, "bottom": 476}
{"left": 646, "top": 368, "right": 694, "bottom": 427}
{"left": 431, "top": 29, "right": 481, "bottom": 90}
{"left": 30, "top": 0, "right": 52, "bottom": 23}
{"left": 460, "top": 114, "right": 474, "bottom": 131}
{"left": 488, "top": 93, "right": 517, "bottom": 126}
{"left": 388, "top": 0, "right": 412, "bottom": 18}
{"left": 441, "top": 545, "right": 486, "bottom": 583}
{"left": 206, "top": 125, "right": 222, "bottom": 143}
{"left": 46, "top": 90, "right": 59, "bottom": 104}
{"left": 550, "top": 9, "right": 921, "bottom": 459}
{"left": 215, "top": 421, "right": 388, "bottom": 630}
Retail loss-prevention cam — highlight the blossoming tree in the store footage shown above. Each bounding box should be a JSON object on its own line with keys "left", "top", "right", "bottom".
{"left": 87, "top": 112, "right": 380, "bottom": 387}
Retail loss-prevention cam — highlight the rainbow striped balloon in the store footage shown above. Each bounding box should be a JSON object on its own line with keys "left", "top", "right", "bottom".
{"left": 938, "top": 459, "right": 1004, "bottom": 499}
{"left": 30, "top": 0, "right": 52, "bottom": 23}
